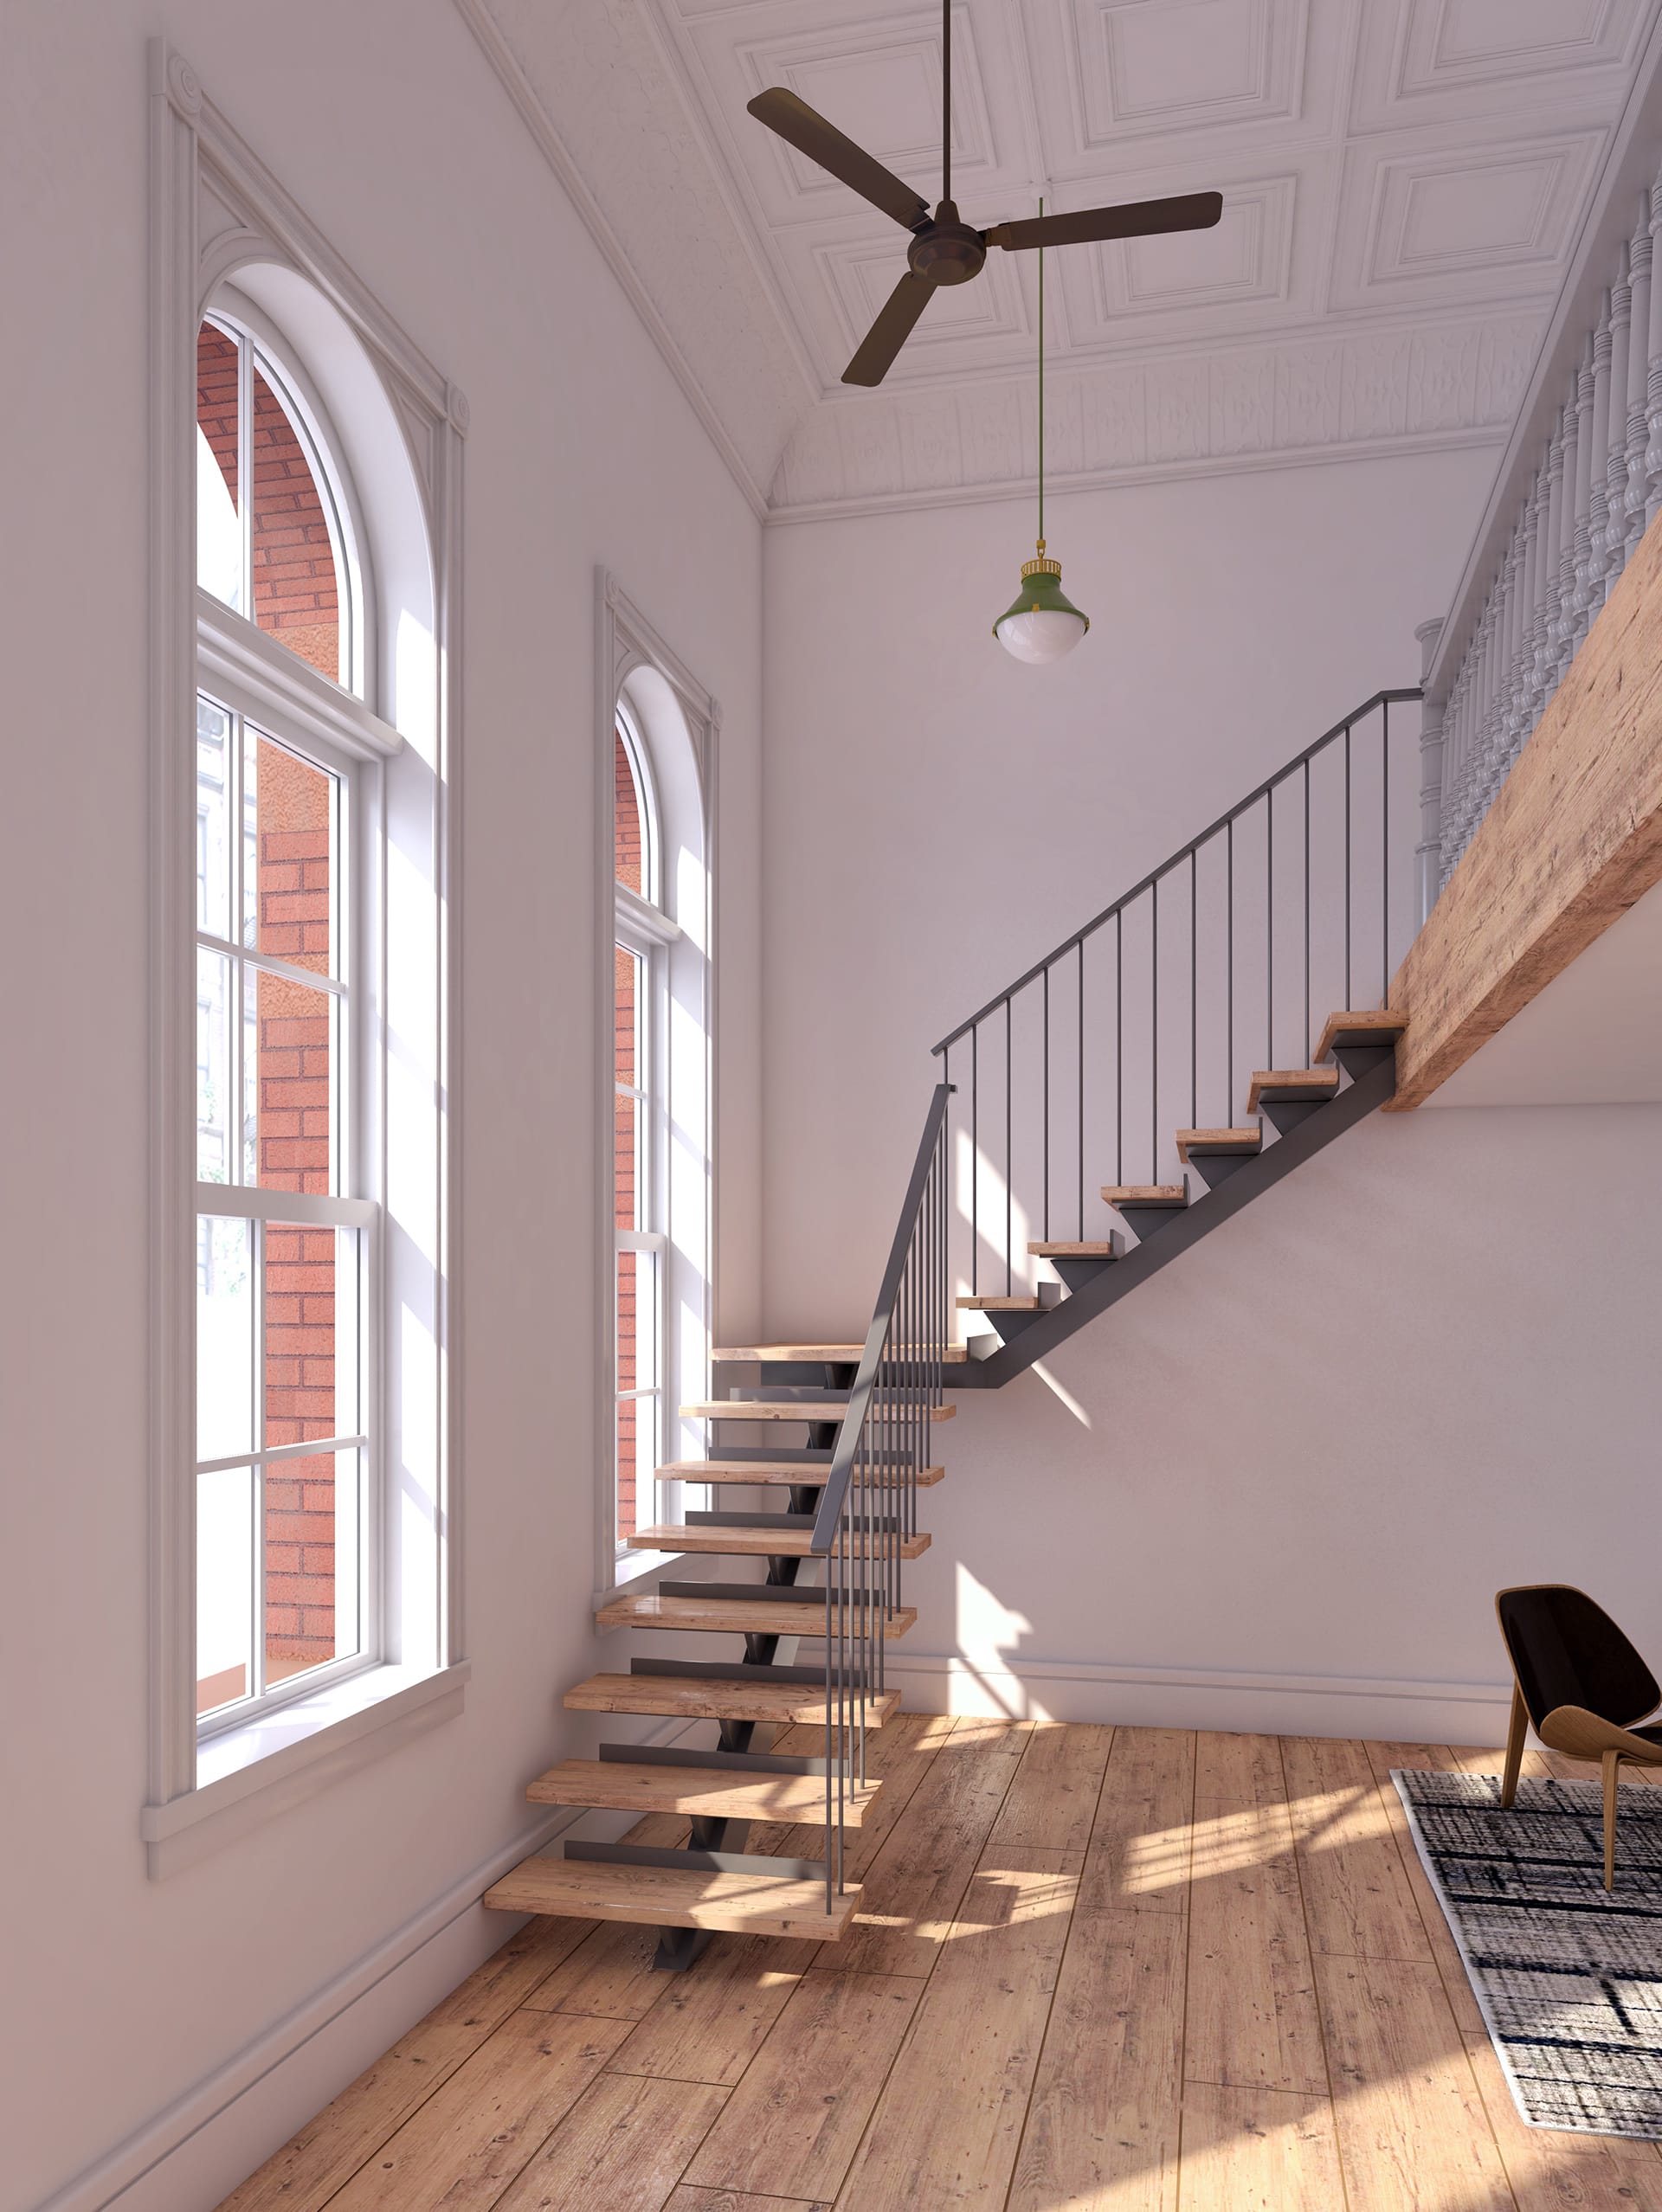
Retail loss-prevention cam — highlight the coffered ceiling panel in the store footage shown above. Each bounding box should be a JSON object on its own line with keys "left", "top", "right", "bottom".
{"left": 459, "top": 0, "right": 1662, "bottom": 515}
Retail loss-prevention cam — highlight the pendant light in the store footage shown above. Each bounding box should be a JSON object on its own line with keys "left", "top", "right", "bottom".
{"left": 995, "top": 200, "right": 1089, "bottom": 664}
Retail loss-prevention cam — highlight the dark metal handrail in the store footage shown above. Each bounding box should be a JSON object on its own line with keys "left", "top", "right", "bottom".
{"left": 932, "top": 689, "right": 1423, "bottom": 1055}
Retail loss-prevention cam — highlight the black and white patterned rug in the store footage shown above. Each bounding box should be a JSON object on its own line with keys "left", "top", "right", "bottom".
{"left": 1395, "top": 1769, "right": 1662, "bottom": 2138}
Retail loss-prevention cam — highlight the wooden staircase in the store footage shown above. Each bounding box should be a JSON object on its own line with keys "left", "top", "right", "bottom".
{"left": 487, "top": 1334, "right": 945, "bottom": 1966}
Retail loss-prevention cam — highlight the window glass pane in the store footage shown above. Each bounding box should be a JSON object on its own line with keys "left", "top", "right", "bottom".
{"left": 197, "top": 1216, "right": 254, "bottom": 1463}
{"left": 615, "top": 729, "right": 645, "bottom": 893}
{"left": 197, "top": 1465, "right": 253, "bottom": 1714}
{"left": 616, "top": 1251, "right": 638, "bottom": 1540}
{"left": 196, "top": 697, "right": 232, "bottom": 938}
{"left": 266, "top": 1446, "right": 361, "bottom": 1685}
{"left": 252, "top": 363, "right": 342, "bottom": 685}
{"left": 264, "top": 1224, "right": 359, "bottom": 1447}
{"left": 246, "top": 964, "right": 338, "bottom": 1193}
{"left": 196, "top": 323, "right": 242, "bottom": 612}
{"left": 196, "top": 949, "right": 232, "bottom": 1186}
{"left": 615, "top": 1087, "right": 639, "bottom": 1236}
{"left": 247, "top": 730, "right": 336, "bottom": 977}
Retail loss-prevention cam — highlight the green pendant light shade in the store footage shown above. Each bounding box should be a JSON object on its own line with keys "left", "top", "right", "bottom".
{"left": 994, "top": 201, "right": 1089, "bottom": 665}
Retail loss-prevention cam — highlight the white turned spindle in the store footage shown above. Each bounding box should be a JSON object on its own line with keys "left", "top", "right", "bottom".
{"left": 1627, "top": 195, "right": 1652, "bottom": 560}
{"left": 1645, "top": 176, "right": 1662, "bottom": 520}
{"left": 1570, "top": 336, "right": 1595, "bottom": 659}
{"left": 1588, "top": 290, "right": 1613, "bottom": 613}
{"left": 1606, "top": 246, "right": 1631, "bottom": 597}
{"left": 1531, "top": 437, "right": 1557, "bottom": 723}
{"left": 1552, "top": 384, "right": 1578, "bottom": 687}
{"left": 1415, "top": 616, "right": 1445, "bottom": 920}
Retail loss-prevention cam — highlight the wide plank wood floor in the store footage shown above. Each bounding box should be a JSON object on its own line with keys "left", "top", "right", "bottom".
{"left": 217, "top": 1724, "right": 1662, "bottom": 2212}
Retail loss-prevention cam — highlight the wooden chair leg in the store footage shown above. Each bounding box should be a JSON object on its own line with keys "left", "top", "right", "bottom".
{"left": 1501, "top": 1683, "right": 1528, "bottom": 1808}
{"left": 1604, "top": 1749, "right": 1621, "bottom": 1891}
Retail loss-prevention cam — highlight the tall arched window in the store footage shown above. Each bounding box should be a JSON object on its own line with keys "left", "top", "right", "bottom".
{"left": 606, "top": 641, "right": 712, "bottom": 1566}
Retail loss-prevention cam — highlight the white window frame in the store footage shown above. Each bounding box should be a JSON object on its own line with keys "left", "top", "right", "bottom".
{"left": 596, "top": 576, "right": 718, "bottom": 1598}
{"left": 145, "top": 45, "right": 466, "bottom": 1873}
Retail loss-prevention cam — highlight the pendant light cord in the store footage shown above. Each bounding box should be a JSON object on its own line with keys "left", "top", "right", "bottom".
{"left": 1038, "top": 198, "right": 1045, "bottom": 552}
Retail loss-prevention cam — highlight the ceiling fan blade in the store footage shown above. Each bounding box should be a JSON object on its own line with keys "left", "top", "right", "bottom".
{"left": 985, "top": 191, "right": 1223, "bottom": 253}
{"left": 748, "top": 88, "right": 931, "bottom": 232}
{"left": 842, "top": 271, "right": 936, "bottom": 388}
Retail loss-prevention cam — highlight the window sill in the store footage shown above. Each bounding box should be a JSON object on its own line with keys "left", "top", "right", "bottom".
{"left": 141, "top": 1660, "right": 470, "bottom": 1877}
{"left": 597, "top": 1545, "right": 681, "bottom": 1605}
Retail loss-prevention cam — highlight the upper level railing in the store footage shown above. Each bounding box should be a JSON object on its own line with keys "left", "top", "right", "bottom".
{"left": 1425, "top": 27, "right": 1662, "bottom": 890}
{"left": 931, "top": 691, "right": 1420, "bottom": 1300}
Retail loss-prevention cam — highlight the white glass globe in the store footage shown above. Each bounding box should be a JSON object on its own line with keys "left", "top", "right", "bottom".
{"left": 995, "top": 606, "right": 1089, "bottom": 665}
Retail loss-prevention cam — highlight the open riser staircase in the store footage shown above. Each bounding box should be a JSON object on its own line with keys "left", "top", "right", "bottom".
{"left": 486, "top": 685, "right": 1428, "bottom": 1962}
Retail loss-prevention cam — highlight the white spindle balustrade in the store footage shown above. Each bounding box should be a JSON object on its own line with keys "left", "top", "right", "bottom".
{"left": 1433, "top": 158, "right": 1662, "bottom": 891}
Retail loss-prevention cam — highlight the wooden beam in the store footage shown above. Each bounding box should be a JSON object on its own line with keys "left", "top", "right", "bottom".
{"left": 1390, "top": 519, "right": 1662, "bottom": 1108}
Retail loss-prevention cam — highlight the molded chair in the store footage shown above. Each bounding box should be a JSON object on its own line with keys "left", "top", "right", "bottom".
{"left": 1496, "top": 1583, "right": 1662, "bottom": 1889}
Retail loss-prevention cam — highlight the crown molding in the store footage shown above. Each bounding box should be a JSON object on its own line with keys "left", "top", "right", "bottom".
{"left": 767, "top": 305, "right": 1536, "bottom": 520}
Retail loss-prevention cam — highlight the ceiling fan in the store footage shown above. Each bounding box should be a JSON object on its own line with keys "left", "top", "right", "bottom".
{"left": 748, "top": 0, "right": 1223, "bottom": 388}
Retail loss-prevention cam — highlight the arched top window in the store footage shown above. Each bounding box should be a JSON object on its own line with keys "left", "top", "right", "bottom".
{"left": 196, "top": 313, "right": 358, "bottom": 692}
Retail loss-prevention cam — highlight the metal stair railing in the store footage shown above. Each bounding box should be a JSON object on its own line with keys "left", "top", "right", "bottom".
{"left": 809, "top": 1080, "right": 951, "bottom": 1912}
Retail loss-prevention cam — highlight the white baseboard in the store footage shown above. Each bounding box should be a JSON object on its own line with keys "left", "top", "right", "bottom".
{"left": 886, "top": 1649, "right": 1513, "bottom": 1745}
{"left": 38, "top": 1719, "right": 701, "bottom": 2212}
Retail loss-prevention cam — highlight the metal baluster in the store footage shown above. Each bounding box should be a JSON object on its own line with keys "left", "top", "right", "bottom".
{"left": 1381, "top": 698, "right": 1390, "bottom": 1007}
{"left": 1151, "top": 881, "right": 1160, "bottom": 1180}
{"left": 1302, "top": 762, "right": 1310, "bottom": 1056}
{"left": 1189, "top": 850, "right": 1197, "bottom": 1129}
{"left": 1004, "top": 997, "right": 1012, "bottom": 1297}
{"left": 1226, "top": 817, "right": 1234, "bottom": 1120}
{"left": 1078, "top": 940, "right": 1085, "bottom": 1242}
{"left": 1343, "top": 724, "right": 1351, "bottom": 1009}
{"left": 1266, "top": 791, "right": 1273, "bottom": 1071}
{"left": 1114, "top": 916, "right": 1122, "bottom": 1191}
{"left": 970, "top": 1023, "right": 978, "bottom": 1296}
{"left": 1041, "top": 965, "right": 1049, "bottom": 1245}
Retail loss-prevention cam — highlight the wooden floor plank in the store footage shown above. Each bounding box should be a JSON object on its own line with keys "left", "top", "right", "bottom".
{"left": 1008, "top": 1904, "right": 1186, "bottom": 2212}
{"left": 213, "top": 2022, "right": 488, "bottom": 2212}
{"left": 671, "top": 2190, "right": 832, "bottom": 2212}
{"left": 323, "top": 2009, "right": 632, "bottom": 2212}
{"left": 815, "top": 1718, "right": 1031, "bottom": 1977}
{"left": 986, "top": 1720, "right": 1114, "bottom": 1854}
{"left": 491, "top": 2072, "right": 729, "bottom": 2211}
{"left": 607, "top": 1934, "right": 817, "bottom": 2087}
{"left": 1077, "top": 1726, "right": 1195, "bottom": 1916}
{"left": 1312, "top": 1952, "right": 1512, "bottom": 2212}
{"left": 834, "top": 1848, "right": 1082, "bottom": 2212}
{"left": 681, "top": 1970, "right": 923, "bottom": 2202}
{"left": 428, "top": 1915, "right": 603, "bottom": 2029}
{"left": 519, "top": 1920, "right": 677, "bottom": 2021}
{"left": 1185, "top": 1731, "right": 1326, "bottom": 2097}
{"left": 1360, "top": 1740, "right": 1491, "bottom": 2039}
{"left": 1281, "top": 1736, "right": 1432, "bottom": 1964}
{"left": 1176, "top": 2083, "right": 1345, "bottom": 2211}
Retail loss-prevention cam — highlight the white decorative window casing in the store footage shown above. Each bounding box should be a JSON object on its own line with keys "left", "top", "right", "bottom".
{"left": 145, "top": 46, "right": 463, "bottom": 1866}
{"left": 598, "top": 581, "right": 717, "bottom": 1588}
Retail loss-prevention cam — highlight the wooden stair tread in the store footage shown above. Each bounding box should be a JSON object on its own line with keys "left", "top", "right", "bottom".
{"left": 1102, "top": 1184, "right": 1186, "bottom": 1203}
{"left": 628, "top": 1523, "right": 931, "bottom": 1559}
{"left": 596, "top": 1590, "right": 917, "bottom": 1638}
{"left": 663, "top": 1459, "right": 947, "bottom": 1495}
{"left": 1175, "top": 1127, "right": 1261, "bottom": 1161}
{"left": 484, "top": 1852, "right": 860, "bottom": 1939}
{"left": 564, "top": 1673, "right": 902, "bottom": 1727}
{"left": 957, "top": 1295, "right": 1041, "bottom": 1311}
{"left": 681, "top": 1399, "right": 954, "bottom": 1424}
{"left": 1027, "top": 1240, "right": 1117, "bottom": 1257}
{"left": 714, "top": 1341, "right": 969, "bottom": 1365}
{"left": 1245, "top": 1066, "right": 1341, "bottom": 1112}
{"left": 526, "top": 1759, "right": 881, "bottom": 1824}
{"left": 655, "top": 1459, "right": 945, "bottom": 1488}
{"left": 1314, "top": 1007, "right": 1409, "bottom": 1063}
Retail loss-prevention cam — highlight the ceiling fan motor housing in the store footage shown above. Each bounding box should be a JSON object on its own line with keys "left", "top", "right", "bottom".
{"left": 908, "top": 202, "right": 986, "bottom": 285}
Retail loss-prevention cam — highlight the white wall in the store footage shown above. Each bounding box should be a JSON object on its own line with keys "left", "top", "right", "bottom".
{"left": 0, "top": 8, "right": 762, "bottom": 2209}
{"left": 759, "top": 450, "right": 1662, "bottom": 1739}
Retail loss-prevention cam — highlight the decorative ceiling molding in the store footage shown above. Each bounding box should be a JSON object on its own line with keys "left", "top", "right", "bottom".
{"left": 455, "top": 0, "right": 1662, "bottom": 524}
{"left": 768, "top": 307, "right": 1536, "bottom": 519}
